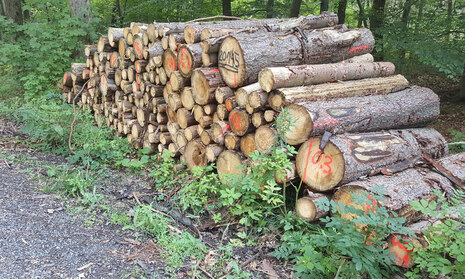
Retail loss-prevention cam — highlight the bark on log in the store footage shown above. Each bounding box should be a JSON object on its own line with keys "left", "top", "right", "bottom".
{"left": 215, "top": 87, "right": 234, "bottom": 104}
{"left": 176, "top": 108, "right": 196, "bottom": 128}
{"left": 268, "top": 74, "right": 409, "bottom": 111}
{"left": 206, "top": 144, "right": 224, "bottom": 162}
{"left": 200, "top": 129, "right": 213, "bottom": 145}
{"left": 295, "top": 128, "right": 448, "bottom": 192}
{"left": 191, "top": 68, "right": 225, "bottom": 105}
{"left": 259, "top": 61, "right": 395, "bottom": 92}
{"left": 184, "top": 125, "right": 199, "bottom": 141}
{"left": 217, "top": 104, "right": 229, "bottom": 121}
{"left": 282, "top": 86, "right": 439, "bottom": 145}
{"left": 170, "top": 71, "right": 189, "bottom": 92}
{"left": 219, "top": 26, "right": 375, "bottom": 88}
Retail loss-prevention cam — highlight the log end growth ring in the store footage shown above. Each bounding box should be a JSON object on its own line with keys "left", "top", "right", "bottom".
{"left": 218, "top": 36, "right": 245, "bottom": 88}
{"left": 296, "top": 137, "right": 344, "bottom": 192}
{"left": 217, "top": 150, "right": 246, "bottom": 184}
{"left": 295, "top": 197, "right": 317, "bottom": 222}
{"left": 191, "top": 70, "right": 210, "bottom": 105}
{"left": 184, "top": 25, "right": 196, "bottom": 44}
{"left": 185, "top": 140, "right": 207, "bottom": 170}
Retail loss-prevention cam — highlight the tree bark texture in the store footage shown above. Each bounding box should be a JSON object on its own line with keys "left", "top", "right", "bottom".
{"left": 295, "top": 128, "right": 448, "bottom": 192}
{"left": 219, "top": 27, "right": 375, "bottom": 88}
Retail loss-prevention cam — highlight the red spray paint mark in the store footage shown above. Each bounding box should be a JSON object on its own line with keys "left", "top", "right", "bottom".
{"left": 177, "top": 48, "right": 191, "bottom": 73}
{"left": 205, "top": 68, "right": 220, "bottom": 75}
{"left": 302, "top": 138, "right": 314, "bottom": 183}
{"left": 134, "top": 41, "right": 143, "bottom": 59}
{"left": 230, "top": 112, "right": 243, "bottom": 131}
{"left": 349, "top": 44, "right": 370, "bottom": 54}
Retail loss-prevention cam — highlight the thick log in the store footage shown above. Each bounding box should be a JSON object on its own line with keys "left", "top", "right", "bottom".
{"left": 282, "top": 86, "right": 439, "bottom": 145}
{"left": 254, "top": 125, "right": 277, "bottom": 153}
{"left": 295, "top": 191, "right": 329, "bottom": 222}
{"left": 269, "top": 75, "right": 409, "bottom": 111}
{"left": 248, "top": 91, "right": 268, "bottom": 109}
{"left": 167, "top": 93, "right": 182, "bottom": 111}
{"left": 275, "top": 162, "right": 297, "bottom": 184}
{"left": 229, "top": 108, "right": 253, "bottom": 136}
{"left": 295, "top": 128, "right": 448, "bottom": 192}
{"left": 168, "top": 34, "right": 184, "bottom": 51}
{"left": 184, "top": 125, "right": 199, "bottom": 141}
{"left": 217, "top": 150, "right": 247, "bottom": 183}
{"left": 100, "top": 74, "right": 118, "bottom": 95}
{"left": 200, "top": 129, "right": 212, "bottom": 145}
{"left": 195, "top": 13, "right": 338, "bottom": 42}
{"left": 341, "top": 53, "right": 374, "bottom": 63}
{"left": 175, "top": 131, "right": 188, "bottom": 147}
{"left": 235, "top": 82, "right": 262, "bottom": 108}
{"left": 147, "top": 43, "right": 164, "bottom": 63}
{"left": 191, "top": 68, "right": 225, "bottom": 105}
{"left": 146, "top": 23, "right": 158, "bottom": 42}
{"left": 85, "top": 45, "right": 98, "bottom": 57}
{"left": 98, "top": 36, "right": 113, "bottom": 52}
{"left": 184, "top": 140, "right": 207, "bottom": 170}
{"left": 176, "top": 108, "right": 195, "bottom": 128}
{"left": 219, "top": 26, "right": 375, "bottom": 88}
{"left": 225, "top": 96, "right": 237, "bottom": 112}
{"left": 193, "top": 105, "right": 205, "bottom": 122}
{"left": 211, "top": 121, "right": 230, "bottom": 144}
{"left": 177, "top": 44, "right": 203, "bottom": 78}
{"left": 240, "top": 133, "right": 256, "bottom": 157}
{"left": 259, "top": 62, "right": 395, "bottom": 93}
{"left": 264, "top": 110, "right": 277, "bottom": 122}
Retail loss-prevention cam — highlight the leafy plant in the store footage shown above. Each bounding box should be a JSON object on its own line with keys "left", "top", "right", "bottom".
{"left": 449, "top": 129, "right": 465, "bottom": 154}
{"left": 273, "top": 186, "right": 412, "bottom": 278}
{"left": 406, "top": 190, "right": 465, "bottom": 279}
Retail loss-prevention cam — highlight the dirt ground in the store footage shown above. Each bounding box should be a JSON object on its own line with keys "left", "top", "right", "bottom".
{"left": 0, "top": 120, "right": 167, "bottom": 279}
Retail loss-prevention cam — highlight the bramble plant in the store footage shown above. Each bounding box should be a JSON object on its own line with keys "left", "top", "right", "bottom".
{"left": 406, "top": 190, "right": 465, "bottom": 279}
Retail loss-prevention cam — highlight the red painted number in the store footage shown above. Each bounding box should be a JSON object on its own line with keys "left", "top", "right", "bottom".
{"left": 177, "top": 48, "right": 191, "bottom": 72}
{"left": 167, "top": 57, "right": 176, "bottom": 71}
{"left": 311, "top": 151, "right": 333, "bottom": 174}
{"left": 230, "top": 113, "right": 242, "bottom": 130}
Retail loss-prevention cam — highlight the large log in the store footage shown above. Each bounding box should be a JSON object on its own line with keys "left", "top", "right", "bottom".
{"left": 177, "top": 44, "right": 203, "bottom": 78}
{"left": 259, "top": 62, "right": 395, "bottom": 92}
{"left": 229, "top": 108, "right": 253, "bottom": 136}
{"left": 192, "top": 13, "right": 339, "bottom": 43}
{"left": 295, "top": 128, "right": 448, "bottom": 192}
{"left": 218, "top": 26, "right": 375, "bottom": 88}
{"left": 282, "top": 86, "right": 439, "bottom": 145}
{"left": 268, "top": 74, "right": 409, "bottom": 111}
{"left": 191, "top": 68, "right": 226, "bottom": 105}
{"left": 333, "top": 155, "right": 463, "bottom": 224}
{"left": 216, "top": 150, "right": 247, "bottom": 183}
{"left": 184, "top": 140, "right": 207, "bottom": 170}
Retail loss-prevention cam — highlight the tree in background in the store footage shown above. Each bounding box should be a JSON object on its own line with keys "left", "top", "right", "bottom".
{"left": 0, "top": 0, "right": 23, "bottom": 24}
{"left": 290, "top": 0, "right": 302, "bottom": 17}
{"left": 223, "top": 0, "right": 232, "bottom": 16}
{"left": 320, "top": 0, "right": 329, "bottom": 13}
{"left": 337, "top": 0, "right": 348, "bottom": 24}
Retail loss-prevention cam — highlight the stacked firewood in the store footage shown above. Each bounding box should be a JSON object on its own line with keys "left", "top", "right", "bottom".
{"left": 61, "top": 12, "right": 465, "bottom": 266}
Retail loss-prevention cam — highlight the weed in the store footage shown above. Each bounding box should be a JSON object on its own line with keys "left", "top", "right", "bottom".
{"left": 406, "top": 190, "right": 465, "bottom": 279}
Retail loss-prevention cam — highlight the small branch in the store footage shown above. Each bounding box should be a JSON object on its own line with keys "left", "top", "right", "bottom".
{"left": 187, "top": 15, "right": 242, "bottom": 23}
{"left": 68, "top": 78, "right": 93, "bottom": 154}
{"left": 448, "top": 142, "right": 465, "bottom": 146}
{"left": 422, "top": 154, "right": 465, "bottom": 191}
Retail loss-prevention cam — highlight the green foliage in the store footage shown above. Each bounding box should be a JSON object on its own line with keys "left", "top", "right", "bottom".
{"left": 406, "top": 190, "right": 465, "bottom": 279}
{"left": 273, "top": 186, "right": 411, "bottom": 278}
{"left": 177, "top": 164, "right": 221, "bottom": 213}
{"left": 149, "top": 150, "right": 181, "bottom": 188}
{"left": 124, "top": 204, "right": 207, "bottom": 267}
{"left": 44, "top": 165, "right": 96, "bottom": 197}
{"left": 0, "top": 0, "right": 97, "bottom": 96}
{"left": 450, "top": 129, "right": 465, "bottom": 154}
{"left": 0, "top": 92, "right": 133, "bottom": 167}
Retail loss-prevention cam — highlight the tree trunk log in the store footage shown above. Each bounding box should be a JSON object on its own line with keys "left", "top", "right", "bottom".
{"left": 254, "top": 125, "right": 277, "bottom": 153}
{"left": 206, "top": 144, "right": 224, "bottom": 162}
{"left": 219, "top": 26, "right": 375, "bottom": 88}
{"left": 295, "top": 191, "right": 329, "bottom": 222}
{"left": 268, "top": 74, "right": 409, "bottom": 111}
{"left": 240, "top": 133, "right": 256, "bottom": 157}
{"left": 235, "top": 82, "right": 262, "bottom": 108}
{"left": 177, "top": 44, "right": 203, "bottom": 78}
{"left": 215, "top": 87, "right": 234, "bottom": 104}
{"left": 229, "top": 108, "right": 254, "bottom": 136}
{"left": 192, "top": 68, "right": 225, "bottom": 105}
{"left": 295, "top": 128, "right": 448, "bottom": 192}
{"left": 259, "top": 61, "right": 395, "bottom": 92}
{"left": 217, "top": 150, "right": 247, "bottom": 183}
{"left": 184, "top": 140, "right": 207, "bottom": 170}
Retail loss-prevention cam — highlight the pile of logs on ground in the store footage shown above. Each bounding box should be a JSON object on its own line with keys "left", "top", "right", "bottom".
{"left": 60, "top": 12, "right": 465, "bottom": 268}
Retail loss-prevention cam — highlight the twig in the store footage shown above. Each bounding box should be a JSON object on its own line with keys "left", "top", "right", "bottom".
{"left": 68, "top": 78, "right": 92, "bottom": 154}
{"left": 448, "top": 142, "right": 465, "bottom": 146}
{"left": 165, "top": 184, "right": 182, "bottom": 201}
{"left": 187, "top": 15, "right": 242, "bottom": 23}
{"left": 422, "top": 154, "right": 465, "bottom": 190}
{"left": 199, "top": 267, "right": 215, "bottom": 279}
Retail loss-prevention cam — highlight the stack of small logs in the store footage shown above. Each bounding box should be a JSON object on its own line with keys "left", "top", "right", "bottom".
{"left": 60, "top": 12, "right": 465, "bottom": 267}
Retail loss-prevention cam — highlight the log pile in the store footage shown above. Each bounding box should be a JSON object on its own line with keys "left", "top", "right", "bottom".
{"left": 60, "top": 14, "right": 464, "bottom": 262}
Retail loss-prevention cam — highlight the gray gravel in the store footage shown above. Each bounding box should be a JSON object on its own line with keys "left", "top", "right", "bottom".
{"left": 0, "top": 119, "right": 164, "bottom": 279}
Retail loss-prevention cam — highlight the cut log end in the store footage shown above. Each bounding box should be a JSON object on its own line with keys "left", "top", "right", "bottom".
{"left": 185, "top": 140, "right": 207, "bottom": 170}
{"left": 258, "top": 68, "right": 274, "bottom": 93}
{"left": 296, "top": 137, "right": 344, "bottom": 192}
{"left": 283, "top": 104, "right": 313, "bottom": 145}
{"left": 217, "top": 150, "right": 246, "bottom": 183}
{"left": 218, "top": 36, "right": 245, "bottom": 88}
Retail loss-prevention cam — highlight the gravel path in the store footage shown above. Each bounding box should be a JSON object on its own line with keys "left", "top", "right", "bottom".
{"left": 0, "top": 120, "right": 164, "bottom": 279}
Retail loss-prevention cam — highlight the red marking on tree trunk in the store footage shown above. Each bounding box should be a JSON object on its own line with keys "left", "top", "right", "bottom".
{"left": 205, "top": 68, "right": 220, "bottom": 75}
{"left": 349, "top": 44, "right": 370, "bottom": 54}
{"left": 134, "top": 41, "right": 143, "bottom": 59}
{"left": 302, "top": 138, "right": 314, "bottom": 183}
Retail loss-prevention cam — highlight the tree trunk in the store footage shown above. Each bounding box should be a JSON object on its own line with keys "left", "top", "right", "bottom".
{"left": 356, "top": 0, "right": 368, "bottom": 27}
{"left": 254, "top": 125, "right": 277, "bottom": 153}
{"left": 1, "top": 0, "right": 23, "bottom": 24}
{"left": 296, "top": 191, "right": 329, "bottom": 222}
{"left": 295, "top": 128, "right": 448, "bottom": 192}
{"left": 68, "top": 0, "right": 91, "bottom": 21}
{"left": 268, "top": 74, "right": 409, "bottom": 112}
{"left": 219, "top": 27, "right": 375, "bottom": 88}
{"left": 240, "top": 133, "right": 256, "bottom": 157}
{"left": 222, "top": 0, "right": 232, "bottom": 16}
{"left": 235, "top": 82, "right": 262, "bottom": 107}
{"left": 206, "top": 144, "right": 224, "bottom": 162}
{"left": 337, "top": 0, "right": 348, "bottom": 24}
{"left": 216, "top": 150, "right": 247, "bottom": 183}
{"left": 266, "top": 0, "right": 274, "bottom": 18}
{"left": 259, "top": 61, "right": 396, "bottom": 93}
{"left": 282, "top": 85, "right": 437, "bottom": 144}
{"left": 177, "top": 44, "right": 203, "bottom": 78}
{"left": 184, "top": 140, "right": 207, "bottom": 170}
{"left": 320, "top": 0, "right": 329, "bottom": 13}
{"left": 289, "top": 0, "right": 303, "bottom": 17}
{"left": 370, "top": 0, "right": 386, "bottom": 60}
{"left": 229, "top": 108, "right": 254, "bottom": 136}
